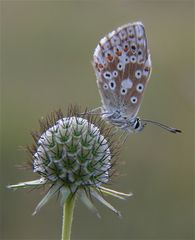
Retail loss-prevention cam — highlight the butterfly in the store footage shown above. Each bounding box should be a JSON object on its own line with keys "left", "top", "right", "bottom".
{"left": 92, "top": 22, "right": 181, "bottom": 134}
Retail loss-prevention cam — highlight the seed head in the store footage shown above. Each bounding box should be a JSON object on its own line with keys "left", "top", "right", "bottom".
{"left": 8, "top": 106, "right": 132, "bottom": 217}
{"left": 33, "top": 115, "right": 112, "bottom": 192}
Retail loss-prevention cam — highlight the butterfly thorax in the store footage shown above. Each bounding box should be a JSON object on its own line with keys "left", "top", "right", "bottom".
{"left": 101, "top": 109, "right": 145, "bottom": 133}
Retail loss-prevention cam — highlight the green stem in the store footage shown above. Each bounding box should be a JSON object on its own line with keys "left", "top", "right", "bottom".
{"left": 61, "top": 194, "right": 76, "bottom": 240}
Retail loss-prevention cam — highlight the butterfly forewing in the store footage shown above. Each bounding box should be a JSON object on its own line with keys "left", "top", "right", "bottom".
{"left": 93, "top": 22, "right": 152, "bottom": 120}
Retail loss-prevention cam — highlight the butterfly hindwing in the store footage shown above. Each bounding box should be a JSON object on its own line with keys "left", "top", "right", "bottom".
{"left": 93, "top": 22, "right": 152, "bottom": 119}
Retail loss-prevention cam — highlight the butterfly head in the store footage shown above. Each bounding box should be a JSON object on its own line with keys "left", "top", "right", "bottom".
{"left": 127, "top": 118, "right": 181, "bottom": 134}
{"left": 128, "top": 117, "right": 146, "bottom": 133}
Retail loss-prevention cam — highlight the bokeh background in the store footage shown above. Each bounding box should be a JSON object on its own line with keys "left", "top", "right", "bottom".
{"left": 1, "top": 1, "right": 194, "bottom": 239}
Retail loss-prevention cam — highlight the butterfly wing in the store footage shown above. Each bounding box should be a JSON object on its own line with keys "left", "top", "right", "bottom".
{"left": 93, "top": 22, "right": 152, "bottom": 119}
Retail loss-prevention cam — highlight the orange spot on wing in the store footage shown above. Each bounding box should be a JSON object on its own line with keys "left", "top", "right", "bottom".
{"left": 99, "top": 64, "right": 104, "bottom": 69}
{"left": 116, "top": 50, "right": 122, "bottom": 56}
{"left": 124, "top": 46, "right": 129, "bottom": 52}
{"left": 107, "top": 55, "right": 113, "bottom": 62}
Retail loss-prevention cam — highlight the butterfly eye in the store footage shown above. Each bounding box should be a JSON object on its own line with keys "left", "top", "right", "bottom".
{"left": 120, "top": 88, "right": 128, "bottom": 95}
{"left": 103, "top": 71, "right": 112, "bottom": 80}
{"left": 134, "top": 119, "right": 141, "bottom": 129}
{"left": 136, "top": 83, "right": 144, "bottom": 92}
{"left": 130, "top": 96, "right": 138, "bottom": 104}
{"left": 135, "top": 70, "right": 142, "bottom": 79}
{"left": 117, "top": 62, "right": 123, "bottom": 71}
{"left": 130, "top": 55, "right": 137, "bottom": 63}
{"left": 112, "top": 71, "right": 118, "bottom": 78}
{"left": 109, "top": 80, "right": 116, "bottom": 90}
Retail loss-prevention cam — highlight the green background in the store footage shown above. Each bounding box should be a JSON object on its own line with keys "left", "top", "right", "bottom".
{"left": 1, "top": 1, "right": 193, "bottom": 239}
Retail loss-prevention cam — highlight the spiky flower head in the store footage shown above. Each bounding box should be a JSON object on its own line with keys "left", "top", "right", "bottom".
{"left": 8, "top": 106, "right": 132, "bottom": 217}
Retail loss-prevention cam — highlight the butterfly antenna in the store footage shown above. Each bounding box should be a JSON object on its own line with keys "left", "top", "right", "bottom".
{"left": 142, "top": 119, "right": 182, "bottom": 134}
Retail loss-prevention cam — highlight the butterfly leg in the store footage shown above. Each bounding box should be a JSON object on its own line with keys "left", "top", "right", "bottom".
{"left": 117, "top": 130, "right": 129, "bottom": 144}
{"left": 80, "top": 107, "right": 102, "bottom": 116}
{"left": 107, "top": 125, "right": 129, "bottom": 144}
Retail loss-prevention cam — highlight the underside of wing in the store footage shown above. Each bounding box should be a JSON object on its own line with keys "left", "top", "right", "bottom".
{"left": 93, "top": 22, "right": 152, "bottom": 119}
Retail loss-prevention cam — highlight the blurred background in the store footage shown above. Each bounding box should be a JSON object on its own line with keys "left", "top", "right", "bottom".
{"left": 1, "top": 1, "right": 193, "bottom": 239}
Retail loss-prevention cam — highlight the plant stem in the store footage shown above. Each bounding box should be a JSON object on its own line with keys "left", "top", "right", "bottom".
{"left": 61, "top": 194, "right": 76, "bottom": 240}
